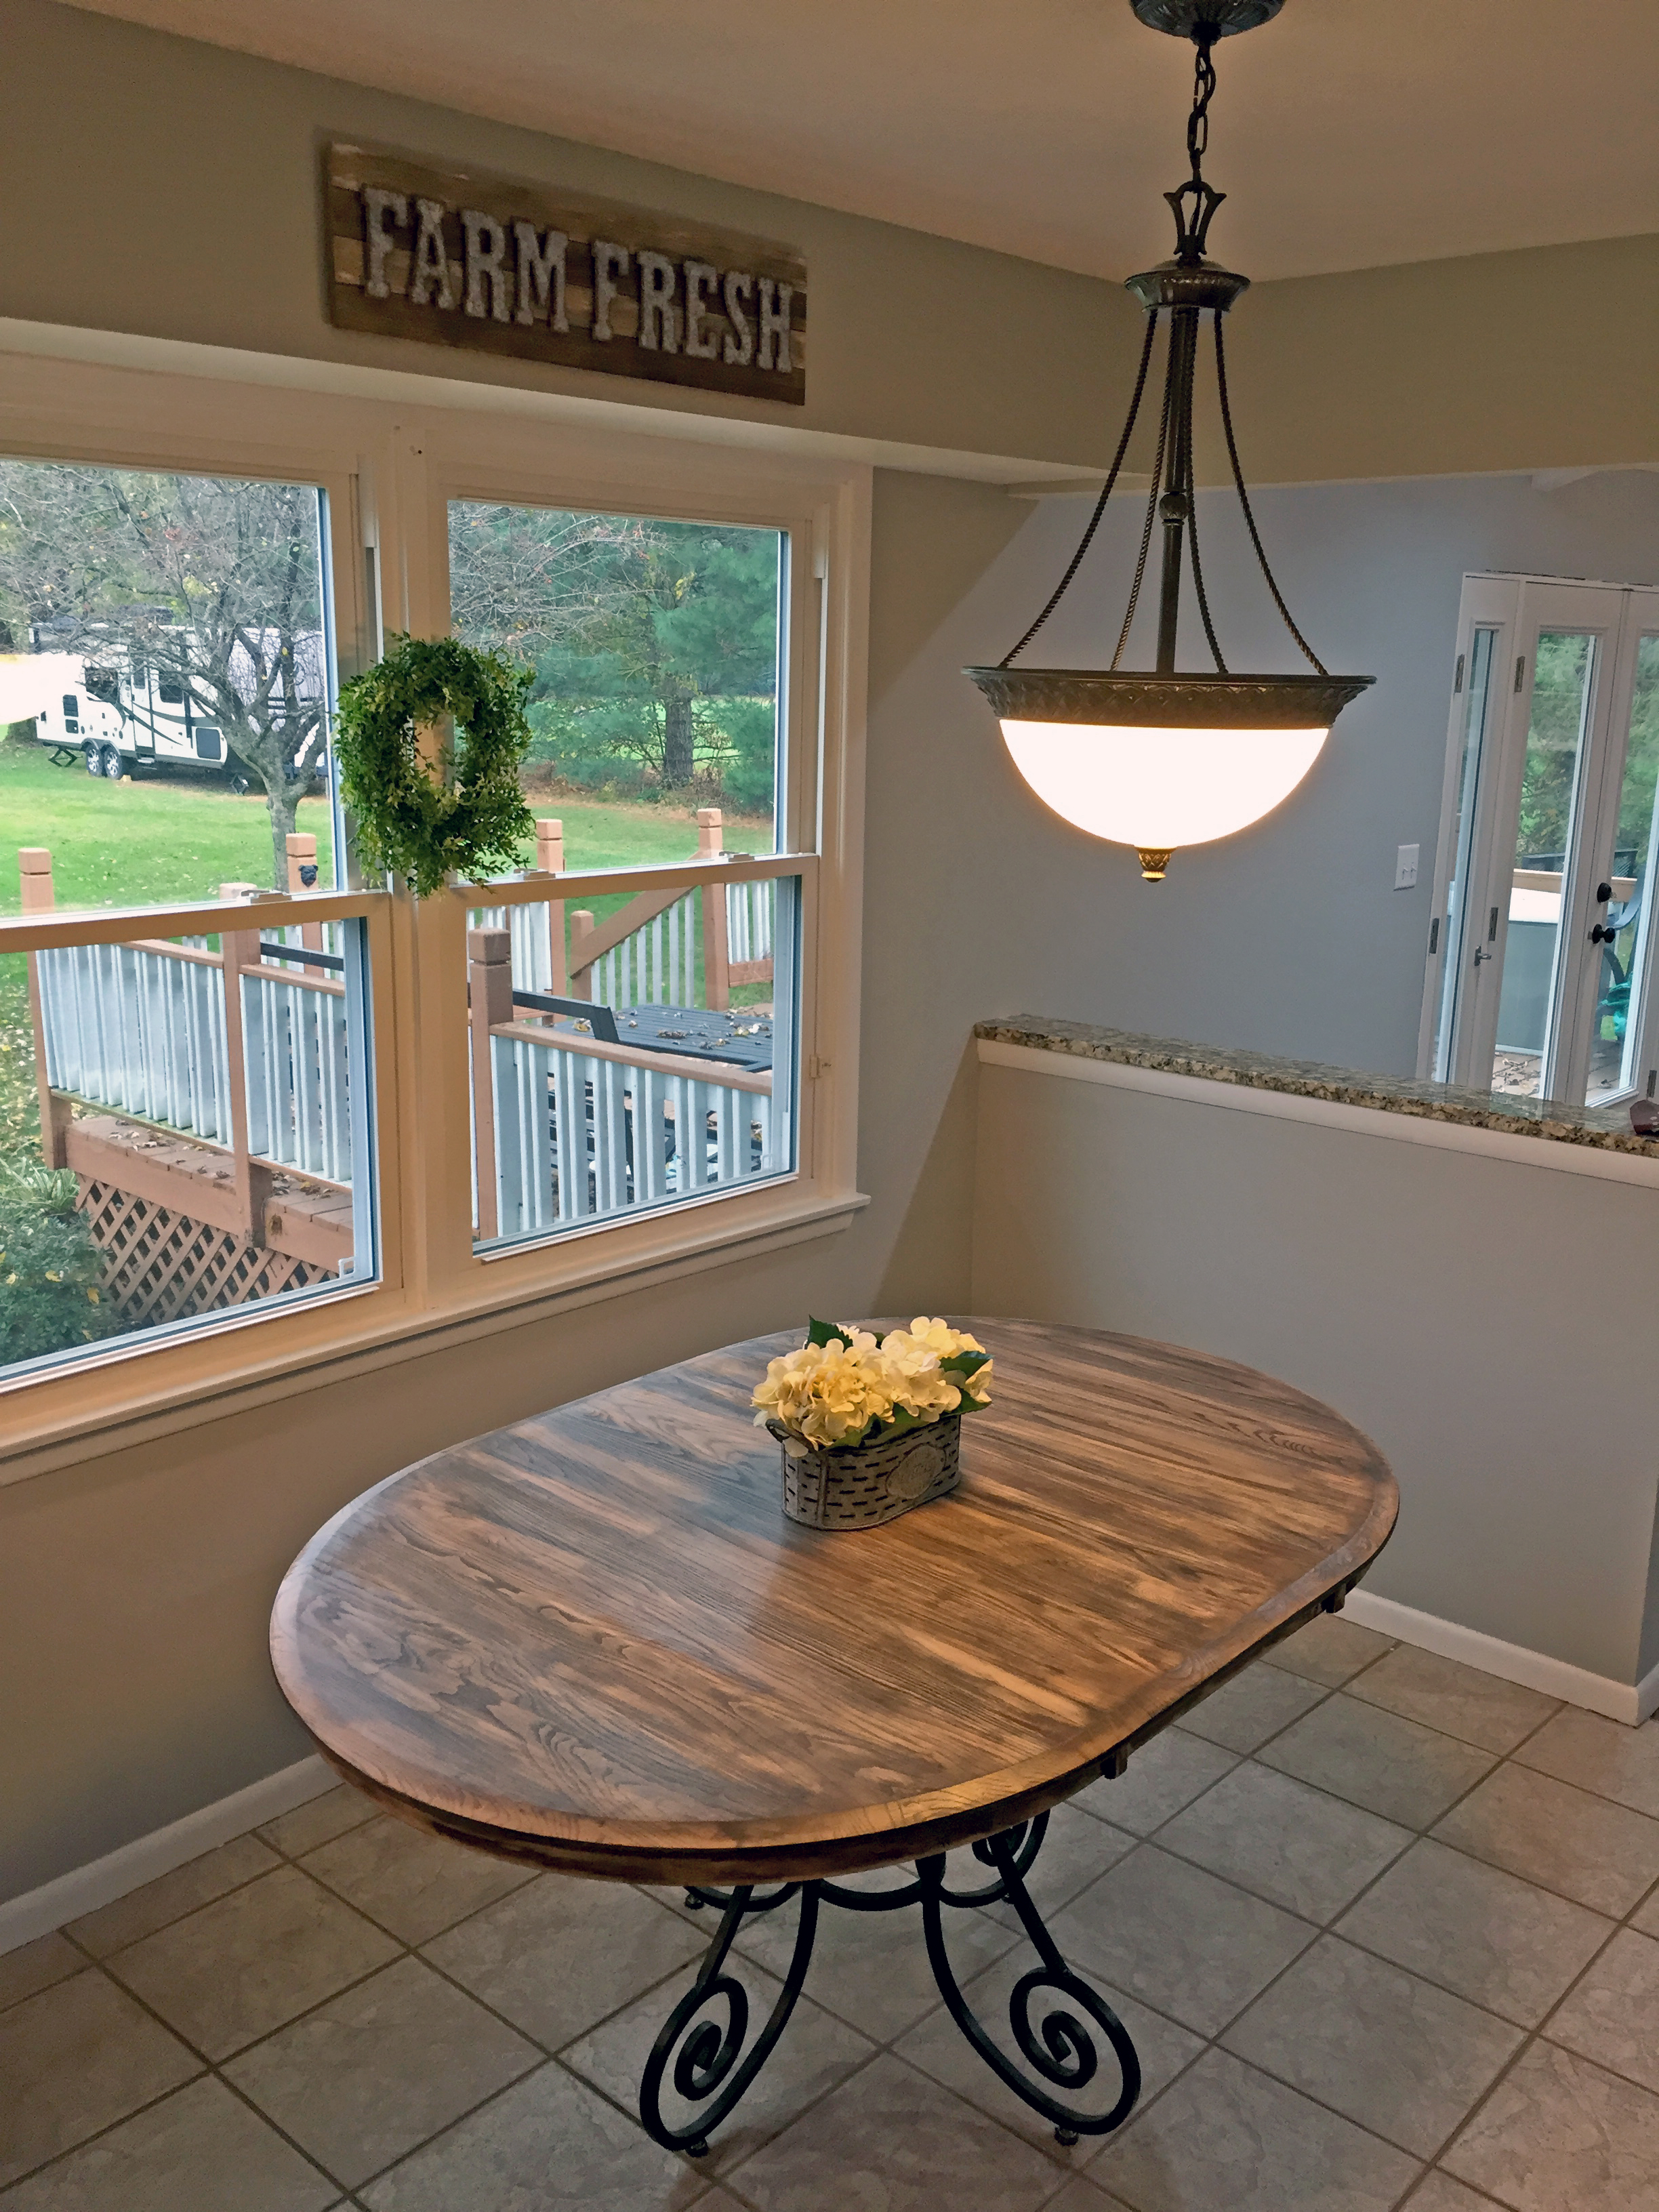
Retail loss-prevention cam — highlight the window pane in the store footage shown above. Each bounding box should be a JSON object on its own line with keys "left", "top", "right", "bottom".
{"left": 447, "top": 501, "right": 783, "bottom": 866}
{"left": 465, "top": 870, "right": 799, "bottom": 1251}
{"left": 0, "top": 460, "right": 336, "bottom": 905}
{"left": 0, "top": 459, "right": 373, "bottom": 1383}
{"left": 1, "top": 906, "right": 377, "bottom": 1378}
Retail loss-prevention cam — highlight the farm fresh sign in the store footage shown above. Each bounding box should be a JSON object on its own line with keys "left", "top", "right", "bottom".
{"left": 326, "top": 144, "right": 806, "bottom": 405}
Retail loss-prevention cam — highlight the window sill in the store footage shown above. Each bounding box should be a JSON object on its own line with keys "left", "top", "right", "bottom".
{"left": 0, "top": 1185, "right": 869, "bottom": 1488}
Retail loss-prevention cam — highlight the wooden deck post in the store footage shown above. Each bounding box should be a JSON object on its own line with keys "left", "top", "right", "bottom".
{"left": 218, "top": 882, "right": 277, "bottom": 1243}
{"left": 535, "top": 818, "right": 567, "bottom": 994}
{"left": 697, "top": 808, "right": 731, "bottom": 1011}
{"left": 285, "top": 832, "right": 324, "bottom": 951}
{"left": 19, "top": 846, "right": 70, "bottom": 1168}
{"left": 569, "top": 909, "right": 596, "bottom": 1000}
{"left": 468, "top": 926, "right": 513, "bottom": 1240}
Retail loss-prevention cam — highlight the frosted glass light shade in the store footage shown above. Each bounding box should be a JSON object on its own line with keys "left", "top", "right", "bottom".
{"left": 999, "top": 717, "right": 1328, "bottom": 853}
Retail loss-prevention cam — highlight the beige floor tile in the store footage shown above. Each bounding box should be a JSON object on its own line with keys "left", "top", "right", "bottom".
{"left": 105, "top": 1865, "right": 399, "bottom": 2061}
{"left": 0, "top": 2076, "right": 337, "bottom": 2212}
{"left": 1045, "top": 2184, "right": 1135, "bottom": 2212}
{"left": 563, "top": 1948, "right": 874, "bottom": 2173}
{"left": 1633, "top": 1887, "right": 1659, "bottom": 1937}
{"left": 256, "top": 1784, "right": 377, "bottom": 1860}
{"left": 1336, "top": 1839, "right": 1612, "bottom": 2026}
{"left": 0, "top": 1970, "right": 199, "bottom": 2187}
{"left": 1544, "top": 1926, "right": 1659, "bottom": 2092}
{"left": 1175, "top": 1665, "right": 1328, "bottom": 1755}
{"left": 729, "top": 2050, "right": 1061, "bottom": 2211}
{"left": 1346, "top": 1647, "right": 1558, "bottom": 1754}
{"left": 1258, "top": 1694, "right": 1497, "bottom": 1830}
{"left": 1221, "top": 1934, "right": 1522, "bottom": 2158}
{"left": 1048, "top": 1844, "right": 1315, "bottom": 2038}
{"left": 1071, "top": 1731, "right": 1240, "bottom": 1837}
{"left": 66, "top": 1834, "right": 280, "bottom": 1959}
{"left": 1513, "top": 1706, "right": 1659, "bottom": 1818}
{"left": 1264, "top": 1615, "right": 1395, "bottom": 1689}
{"left": 224, "top": 1954, "right": 540, "bottom": 2187}
{"left": 1157, "top": 1762, "right": 1411, "bottom": 1923}
{"left": 422, "top": 1872, "right": 705, "bottom": 2049}
{"left": 360, "top": 2062, "right": 707, "bottom": 2211}
{"left": 1431, "top": 1762, "right": 1659, "bottom": 1917}
{"left": 300, "top": 1815, "right": 535, "bottom": 1946}
{"left": 988, "top": 1802, "right": 1137, "bottom": 1925}
{"left": 0, "top": 1933, "right": 83, "bottom": 2014}
{"left": 1092, "top": 2047, "right": 1420, "bottom": 2212}
{"left": 894, "top": 1944, "right": 1202, "bottom": 2163}
{"left": 1399, "top": 2173, "right": 1506, "bottom": 2211}
{"left": 734, "top": 1882, "right": 1019, "bottom": 2043}
{"left": 1443, "top": 2040, "right": 1659, "bottom": 2212}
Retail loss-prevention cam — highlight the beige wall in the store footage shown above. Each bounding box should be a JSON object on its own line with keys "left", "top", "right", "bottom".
{"left": 972, "top": 1061, "right": 1659, "bottom": 1692}
{"left": 5, "top": 0, "right": 1659, "bottom": 1902}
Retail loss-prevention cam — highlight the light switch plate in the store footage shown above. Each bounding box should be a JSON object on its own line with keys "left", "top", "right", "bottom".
{"left": 1395, "top": 842, "right": 1420, "bottom": 890}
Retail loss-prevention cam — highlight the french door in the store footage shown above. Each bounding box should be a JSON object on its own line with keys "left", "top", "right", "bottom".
{"left": 1420, "top": 574, "right": 1659, "bottom": 1109}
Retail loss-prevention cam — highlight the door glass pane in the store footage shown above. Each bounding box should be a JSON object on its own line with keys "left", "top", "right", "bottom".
{"left": 1492, "top": 632, "right": 1596, "bottom": 1097}
{"left": 1433, "top": 627, "right": 1497, "bottom": 1080}
{"left": 1591, "top": 632, "right": 1659, "bottom": 1101}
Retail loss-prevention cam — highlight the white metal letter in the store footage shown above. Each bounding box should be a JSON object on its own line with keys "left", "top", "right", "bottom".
{"left": 757, "top": 278, "right": 794, "bottom": 373}
{"left": 682, "top": 260, "right": 718, "bottom": 359}
{"left": 361, "top": 187, "right": 407, "bottom": 300}
{"left": 722, "top": 270, "right": 754, "bottom": 365}
{"left": 409, "top": 198, "right": 457, "bottom": 310}
{"left": 514, "top": 221, "right": 570, "bottom": 330}
{"left": 462, "top": 208, "right": 512, "bottom": 322}
{"left": 592, "top": 241, "right": 630, "bottom": 342}
{"left": 636, "top": 250, "right": 681, "bottom": 352}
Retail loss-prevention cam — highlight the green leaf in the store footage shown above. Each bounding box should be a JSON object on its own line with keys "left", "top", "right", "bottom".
{"left": 941, "top": 1348, "right": 990, "bottom": 1380}
{"left": 805, "top": 1315, "right": 846, "bottom": 1348}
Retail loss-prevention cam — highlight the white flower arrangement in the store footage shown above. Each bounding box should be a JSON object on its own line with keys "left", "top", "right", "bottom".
{"left": 752, "top": 1317, "right": 994, "bottom": 1458}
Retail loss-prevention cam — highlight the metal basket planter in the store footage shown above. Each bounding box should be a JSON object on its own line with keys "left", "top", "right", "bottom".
{"left": 769, "top": 1414, "right": 962, "bottom": 1530}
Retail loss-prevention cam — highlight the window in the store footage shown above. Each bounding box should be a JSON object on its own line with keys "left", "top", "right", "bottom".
{"left": 1, "top": 456, "right": 370, "bottom": 1382}
{"left": 449, "top": 501, "right": 800, "bottom": 1251}
{"left": 0, "top": 361, "right": 866, "bottom": 1450}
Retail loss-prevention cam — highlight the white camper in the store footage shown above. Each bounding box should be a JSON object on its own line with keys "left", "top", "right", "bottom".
{"left": 10, "top": 630, "right": 325, "bottom": 788}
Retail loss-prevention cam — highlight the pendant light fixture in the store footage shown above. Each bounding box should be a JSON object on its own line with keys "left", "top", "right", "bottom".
{"left": 967, "top": 0, "right": 1373, "bottom": 880}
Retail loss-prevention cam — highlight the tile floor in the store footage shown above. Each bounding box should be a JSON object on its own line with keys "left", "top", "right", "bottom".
{"left": 5, "top": 1617, "right": 1659, "bottom": 2210}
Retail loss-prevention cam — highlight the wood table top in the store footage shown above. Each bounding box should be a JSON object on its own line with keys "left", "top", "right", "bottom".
{"left": 271, "top": 1320, "right": 1396, "bottom": 1883}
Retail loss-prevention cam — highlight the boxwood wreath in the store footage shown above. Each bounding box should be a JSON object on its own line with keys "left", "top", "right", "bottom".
{"left": 333, "top": 635, "right": 535, "bottom": 897}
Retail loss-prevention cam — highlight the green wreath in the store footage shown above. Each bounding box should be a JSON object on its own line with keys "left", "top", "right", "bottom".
{"left": 333, "top": 634, "right": 535, "bottom": 897}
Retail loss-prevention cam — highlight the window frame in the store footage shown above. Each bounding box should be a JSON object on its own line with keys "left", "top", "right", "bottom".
{"left": 0, "top": 353, "right": 870, "bottom": 1475}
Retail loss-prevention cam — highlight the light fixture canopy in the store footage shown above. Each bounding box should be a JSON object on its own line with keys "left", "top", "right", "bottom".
{"left": 966, "top": 0, "right": 1373, "bottom": 878}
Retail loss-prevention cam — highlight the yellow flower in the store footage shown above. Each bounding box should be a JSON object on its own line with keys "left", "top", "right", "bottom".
{"left": 752, "top": 1337, "right": 899, "bottom": 1454}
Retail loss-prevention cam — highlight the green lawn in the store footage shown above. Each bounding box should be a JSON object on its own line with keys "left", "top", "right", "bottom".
{"left": 0, "top": 730, "right": 773, "bottom": 1164}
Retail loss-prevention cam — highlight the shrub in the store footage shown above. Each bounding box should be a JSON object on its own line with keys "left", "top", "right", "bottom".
{"left": 0, "top": 1161, "right": 125, "bottom": 1364}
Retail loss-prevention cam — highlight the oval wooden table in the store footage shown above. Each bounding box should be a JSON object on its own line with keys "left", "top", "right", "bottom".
{"left": 272, "top": 1319, "right": 1396, "bottom": 2155}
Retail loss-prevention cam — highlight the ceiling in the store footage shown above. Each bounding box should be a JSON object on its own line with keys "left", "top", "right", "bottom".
{"left": 66, "top": 0, "right": 1659, "bottom": 281}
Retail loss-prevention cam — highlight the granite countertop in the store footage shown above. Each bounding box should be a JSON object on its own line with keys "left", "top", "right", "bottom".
{"left": 976, "top": 1015, "right": 1658, "bottom": 1159}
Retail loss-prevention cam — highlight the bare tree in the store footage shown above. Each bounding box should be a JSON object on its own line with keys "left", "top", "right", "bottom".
{"left": 0, "top": 463, "right": 328, "bottom": 886}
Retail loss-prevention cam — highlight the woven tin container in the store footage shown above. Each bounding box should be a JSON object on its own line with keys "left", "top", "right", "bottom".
{"left": 770, "top": 1415, "right": 962, "bottom": 1530}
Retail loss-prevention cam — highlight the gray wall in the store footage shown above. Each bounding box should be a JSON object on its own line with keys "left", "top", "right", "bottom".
{"left": 947, "top": 468, "right": 1659, "bottom": 1074}
{"left": 971, "top": 1062, "right": 1659, "bottom": 1689}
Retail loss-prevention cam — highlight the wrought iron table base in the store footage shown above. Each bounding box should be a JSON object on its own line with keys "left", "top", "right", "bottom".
{"left": 638, "top": 1814, "right": 1141, "bottom": 2157}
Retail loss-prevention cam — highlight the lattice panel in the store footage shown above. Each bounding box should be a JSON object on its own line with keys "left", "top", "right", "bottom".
{"left": 76, "top": 1179, "right": 332, "bottom": 1328}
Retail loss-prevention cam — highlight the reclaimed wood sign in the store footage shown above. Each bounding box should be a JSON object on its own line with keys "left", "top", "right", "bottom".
{"left": 325, "top": 143, "right": 806, "bottom": 405}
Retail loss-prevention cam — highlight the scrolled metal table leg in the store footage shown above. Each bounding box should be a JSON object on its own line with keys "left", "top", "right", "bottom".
{"left": 639, "top": 1881, "right": 820, "bottom": 2157}
{"left": 918, "top": 1828, "right": 1141, "bottom": 2144}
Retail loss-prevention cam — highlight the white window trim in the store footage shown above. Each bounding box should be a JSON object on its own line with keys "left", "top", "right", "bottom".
{"left": 0, "top": 348, "right": 871, "bottom": 1481}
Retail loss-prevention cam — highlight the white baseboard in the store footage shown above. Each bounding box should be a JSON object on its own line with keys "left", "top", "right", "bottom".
{"left": 1347, "top": 1591, "right": 1659, "bottom": 1727}
{"left": 0, "top": 1755, "right": 335, "bottom": 1957}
